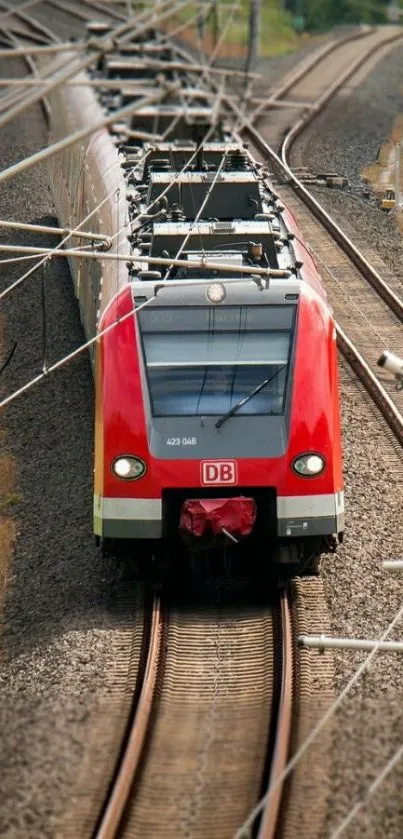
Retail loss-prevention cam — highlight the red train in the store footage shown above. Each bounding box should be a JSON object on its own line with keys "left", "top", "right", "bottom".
{"left": 47, "top": 30, "right": 343, "bottom": 573}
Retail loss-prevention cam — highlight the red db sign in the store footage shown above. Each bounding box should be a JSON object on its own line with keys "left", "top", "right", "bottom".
{"left": 201, "top": 460, "right": 237, "bottom": 485}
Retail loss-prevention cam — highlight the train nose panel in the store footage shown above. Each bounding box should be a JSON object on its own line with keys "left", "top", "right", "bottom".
{"left": 179, "top": 497, "right": 256, "bottom": 548}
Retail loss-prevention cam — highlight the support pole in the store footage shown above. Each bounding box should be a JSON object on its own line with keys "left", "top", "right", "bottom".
{"left": 395, "top": 141, "right": 401, "bottom": 209}
{"left": 0, "top": 0, "right": 191, "bottom": 134}
{"left": 299, "top": 635, "right": 403, "bottom": 653}
{"left": 0, "top": 218, "right": 111, "bottom": 246}
{"left": 246, "top": 0, "right": 261, "bottom": 70}
{"left": 0, "top": 84, "right": 177, "bottom": 187}
{"left": 0, "top": 0, "right": 45, "bottom": 26}
{"left": 383, "top": 560, "right": 403, "bottom": 571}
{"left": 0, "top": 61, "right": 261, "bottom": 81}
{"left": 0, "top": 244, "right": 291, "bottom": 280}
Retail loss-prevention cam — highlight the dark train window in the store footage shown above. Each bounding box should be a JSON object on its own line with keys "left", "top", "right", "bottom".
{"left": 138, "top": 305, "right": 296, "bottom": 418}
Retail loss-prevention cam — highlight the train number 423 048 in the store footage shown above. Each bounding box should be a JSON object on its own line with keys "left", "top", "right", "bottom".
{"left": 166, "top": 437, "right": 197, "bottom": 446}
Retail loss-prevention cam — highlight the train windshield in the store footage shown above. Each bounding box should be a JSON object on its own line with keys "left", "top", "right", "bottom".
{"left": 138, "top": 305, "right": 296, "bottom": 418}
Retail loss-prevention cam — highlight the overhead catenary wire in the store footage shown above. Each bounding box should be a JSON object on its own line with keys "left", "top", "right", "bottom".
{"left": 0, "top": 57, "right": 260, "bottom": 78}
{"left": 0, "top": 0, "right": 245, "bottom": 399}
{"left": 161, "top": 145, "right": 229, "bottom": 281}
{"left": 0, "top": 82, "right": 179, "bottom": 186}
{"left": 0, "top": 0, "right": 239, "bottom": 261}
{"left": 0, "top": 5, "right": 59, "bottom": 48}
{"left": 1, "top": 10, "right": 401, "bottom": 837}
{"left": 173, "top": 0, "right": 241, "bottom": 94}
{"left": 0, "top": 0, "right": 59, "bottom": 44}
{"left": 0, "top": 0, "right": 45, "bottom": 25}
{"left": 0, "top": 218, "right": 111, "bottom": 244}
{"left": 0, "top": 244, "right": 285, "bottom": 277}
{"left": 106, "top": 4, "right": 242, "bottom": 248}
{"left": 0, "top": 112, "right": 215, "bottom": 300}
{"left": 232, "top": 599, "right": 403, "bottom": 838}
{"left": 0, "top": 75, "right": 254, "bottom": 87}
{"left": 0, "top": 117, "right": 220, "bottom": 300}
{"left": 0, "top": 42, "right": 88, "bottom": 57}
{"left": 0, "top": 0, "right": 224, "bottom": 172}
{"left": 0, "top": 275, "right": 274, "bottom": 411}
{"left": 153, "top": 1, "right": 213, "bottom": 47}
{"left": 0, "top": 0, "right": 245, "bottom": 317}
{"left": 0, "top": 0, "right": 193, "bottom": 133}
{"left": 328, "top": 744, "right": 403, "bottom": 839}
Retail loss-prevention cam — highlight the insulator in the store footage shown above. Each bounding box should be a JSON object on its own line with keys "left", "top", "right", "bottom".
{"left": 248, "top": 241, "right": 263, "bottom": 260}
{"left": 225, "top": 150, "right": 247, "bottom": 171}
{"left": 169, "top": 203, "right": 186, "bottom": 221}
{"left": 149, "top": 159, "right": 170, "bottom": 171}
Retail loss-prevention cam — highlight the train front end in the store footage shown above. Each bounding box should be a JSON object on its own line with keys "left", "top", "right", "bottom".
{"left": 94, "top": 271, "right": 343, "bottom": 571}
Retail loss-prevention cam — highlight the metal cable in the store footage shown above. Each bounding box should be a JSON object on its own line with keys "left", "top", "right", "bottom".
{"left": 232, "top": 600, "right": 403, "bottom": 838}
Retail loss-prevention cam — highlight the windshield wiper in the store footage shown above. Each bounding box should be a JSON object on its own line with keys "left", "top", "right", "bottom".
{"left": 215, "top": 364, "right": 287, "bottom": 430}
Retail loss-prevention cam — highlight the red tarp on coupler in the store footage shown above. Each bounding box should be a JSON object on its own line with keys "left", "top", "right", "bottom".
{"left": 179, "top": 497, "right": 257, "bottom": 547}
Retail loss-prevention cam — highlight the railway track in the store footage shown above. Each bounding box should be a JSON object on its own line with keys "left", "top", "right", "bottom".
{"left": 91, "top": 581, "right": 289, "bottom": 839}
{"left": 238, "top": 25, "right": 392, "bottom": 148}
{"left": 60, "top": 576, "right": 332, "bottom": 839}
{"left": 0, "top": 0, "right": 59, "bottom": 44}
{"left": 230, "top": 26, "right": 403, "bottom": 447}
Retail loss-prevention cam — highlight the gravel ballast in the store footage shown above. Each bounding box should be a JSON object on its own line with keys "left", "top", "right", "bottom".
{"left": 287, "top": 44, "right": 403, "bottom": 838}
{"left": 0, "top": 45, "right": 125, "bottom": 839}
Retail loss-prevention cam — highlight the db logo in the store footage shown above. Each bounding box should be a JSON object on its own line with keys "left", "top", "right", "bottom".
{"left": 201, "top": 460, "right": 237, "bottom": 485}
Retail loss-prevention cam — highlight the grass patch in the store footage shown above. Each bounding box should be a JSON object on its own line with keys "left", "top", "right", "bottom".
{"left": 0, "top": 517, "right": 16, "bottom": 632}
{"left": 0, "top": 455, "right": 15, "bottom": 502}
{"left": 0, "top": 492, "right": 22, "bottom": 510}
{"left": 162, "top": 0, "right": 304, "bottom": 59}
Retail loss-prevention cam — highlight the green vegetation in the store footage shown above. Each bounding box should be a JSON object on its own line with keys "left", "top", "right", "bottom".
{"left": 285, "top": 0, "right": 399, "bottom": 29}
{"left": 1, "top": 492, "right": 22, "bottom": 510}
{"left": 218, "top": 2, "right": 298, "bottom": 55}
{"left": 165, "top": 0, "right": 402, "bottom": 58}
{"left": 166, "top": 1, "right": 298, "bottom": 57}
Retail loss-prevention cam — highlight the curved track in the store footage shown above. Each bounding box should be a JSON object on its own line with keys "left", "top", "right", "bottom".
{"left": 232, "top": 26, "right": 403, "bottom": 446}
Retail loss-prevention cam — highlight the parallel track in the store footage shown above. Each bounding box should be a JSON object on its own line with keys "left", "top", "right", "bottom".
{"left": 248, "top": 23, "right": 375, "bottom": 124}
{"left": 0, "top": 0, "right": 59, "bottom": 43}
{"left": 232, "top": 27, "right": 403, "bottom": 446}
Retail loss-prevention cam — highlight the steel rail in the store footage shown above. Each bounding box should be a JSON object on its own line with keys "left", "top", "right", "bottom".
{"left": 279, "top": 33, "right": 403, "bottom": 323}
{"left": 94, "top": 596, "right": 162, "bottom": 839}
{"left": 232, "top": 131, "right": 403, "bottom": 445}
{"left": 0, "top": 82, "right": 179, "bottom": 185}
{"left": 246, "top": 24, "right": 374, "bottom": 126}
{"left": 45, "top": 0, "right": 111, "bottom": 24}
{"left": 0, "top": 0, "right": 59, "bottom": 44}
{"left": 257, "top": 591, "right": 293, "bottom": 839}
{"left": 0, "top": 0, "right": 192, "bottom": 133}
{"left": 220, "top": 34, "right": 403, "bottom": 445}
{"left": 0, "top": 0, "right": 46, "bottom": 26}
{"left": 336, "top": 326, "right": 403, "bottom": 446}
{"left": 80, "top": 0, "right": 126, "bottom": 20}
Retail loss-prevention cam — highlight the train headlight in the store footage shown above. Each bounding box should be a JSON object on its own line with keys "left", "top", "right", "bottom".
{"left": 112, "top": 456, "right": 146, "bottom": 480}
{"left": 292, "top": 453, "right": 326, "bottom": 477}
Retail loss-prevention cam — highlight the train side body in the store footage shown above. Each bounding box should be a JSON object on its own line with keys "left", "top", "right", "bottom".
{"left": 46, "top": 39, "right": 344, "bottom": 568}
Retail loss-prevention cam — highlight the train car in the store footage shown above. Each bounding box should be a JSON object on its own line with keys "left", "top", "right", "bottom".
{"left": 46, "top": 28, "right": 343, "bottom": 573}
